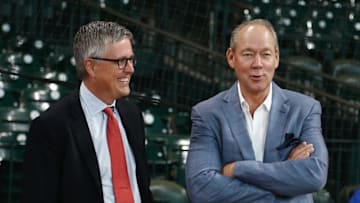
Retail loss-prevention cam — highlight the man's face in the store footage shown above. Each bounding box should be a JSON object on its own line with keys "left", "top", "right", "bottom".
{"left": 226, "top": 24, "right": 279, "bottom": 97}
{"left": 86, "top": 38, "right": 135, "bottom": 104}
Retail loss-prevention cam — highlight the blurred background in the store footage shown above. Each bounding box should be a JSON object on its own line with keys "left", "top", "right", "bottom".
{"left": 0, "top": 0, "right": 359, "bottom": 202}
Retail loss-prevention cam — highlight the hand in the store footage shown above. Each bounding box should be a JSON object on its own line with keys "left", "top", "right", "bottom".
{"left": 287, "top": 142, "right": 315, "bottom": 160}
{"left": 222, "top": 162, "right": 236, "bottom": 178}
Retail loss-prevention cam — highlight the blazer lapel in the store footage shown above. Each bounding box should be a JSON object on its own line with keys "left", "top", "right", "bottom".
{"left": 115, "top": 100, "right": 140, "bottom": 161}
{"left": 263, "top": 83, "right": 290, "bottom": 162}
{"left": 115, "top": 101, "right": 135, "bottom": 147}
{"left": 68, "top": 91, "right": 103, "bottom": 195}
{"left": 221, "top": 83, "right": 256, "bottom": 160}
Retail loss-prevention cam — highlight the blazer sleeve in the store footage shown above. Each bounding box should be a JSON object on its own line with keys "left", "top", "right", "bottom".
{"left": 22, "top": 115, "right": 65, "bottom": 203}
{"left": 233, "top": 101, "right": 329, "bottom": 197}
{"left": 185, "top": 107, "right": 276, "bottom": 203}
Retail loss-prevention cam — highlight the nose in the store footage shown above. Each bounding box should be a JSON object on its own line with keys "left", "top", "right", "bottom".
{"left": 123, "top": 60, "right": 135, "bottom": 73}
{"left": 252, "top": 54, "right": 263, "bottom": 67}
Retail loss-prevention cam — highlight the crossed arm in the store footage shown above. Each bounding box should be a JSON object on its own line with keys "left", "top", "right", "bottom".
{"left": 223, "top": 142, "right": 315, "bottom": 177}
{"left": 185, "top": 103, "right": 328, "bottom": 203}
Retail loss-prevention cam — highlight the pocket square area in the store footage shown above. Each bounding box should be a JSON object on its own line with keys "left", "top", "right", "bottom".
{"left": 276, "top": 133, "right": 302, "bottom": 150}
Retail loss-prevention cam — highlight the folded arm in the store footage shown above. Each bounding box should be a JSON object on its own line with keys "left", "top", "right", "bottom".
{"left": 228, "top": 102, "right": 328, "bottom": 197}
{"left": 185, "top": 108, "right": 275, "bottom": 203}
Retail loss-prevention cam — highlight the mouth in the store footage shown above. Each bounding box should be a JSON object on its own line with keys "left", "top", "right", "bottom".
{"left": 118, "top": 77, "right": 130, "bottom": 83}
{"left": 250, "top": 74, "right": 263, "bottom": 80}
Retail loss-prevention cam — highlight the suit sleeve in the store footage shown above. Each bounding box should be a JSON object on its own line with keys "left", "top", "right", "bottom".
{"left": 233, "top": 101, "right": 328, "bottom": 197}
{"left": 185, "top": 107, "right": 276, "bottom": 203}
{"left": 22, "top": 116, "right": 64, "bottom": 203}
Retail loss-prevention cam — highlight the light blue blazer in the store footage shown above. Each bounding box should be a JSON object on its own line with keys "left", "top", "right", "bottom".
{"left": 185, "top": 82, "right": 328, "bottom": 203}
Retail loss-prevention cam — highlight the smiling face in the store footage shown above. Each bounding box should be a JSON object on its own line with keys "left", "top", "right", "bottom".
{"left": 83, "top": 38, "right": 134, "bottom": 104}
{"left": 226, "top": 24, "right": 279, "bottom": 99}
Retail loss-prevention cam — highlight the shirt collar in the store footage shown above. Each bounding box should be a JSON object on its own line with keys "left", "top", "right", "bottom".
{"left": 237, "top": 81, "right": 272, "bottom": 112}
{"left": 80, "top": 82, "right": 116, "bottom": 116}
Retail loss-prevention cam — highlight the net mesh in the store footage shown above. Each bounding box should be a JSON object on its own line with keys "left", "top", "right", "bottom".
{"left": 0, "top": 0, "right": 360, "bottom": 202}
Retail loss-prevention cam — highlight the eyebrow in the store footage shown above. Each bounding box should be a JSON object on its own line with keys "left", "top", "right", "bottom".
{"left": 240, "top": 48, "right": 274, "bottom": 53}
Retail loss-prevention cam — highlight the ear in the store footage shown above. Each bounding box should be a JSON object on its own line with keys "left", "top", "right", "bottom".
{"left": 274, "top": 49, "right": 280, "bottom": 70}
{"left": 83, "top": 58, "right": 96, "bottom": 77}
{"left": 226, "top": 48, "right": 235, "bottom": 69}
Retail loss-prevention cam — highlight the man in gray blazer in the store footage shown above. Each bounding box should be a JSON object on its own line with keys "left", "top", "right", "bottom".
{"left": 185, "top": 19, "right": 328, "bottom": 202}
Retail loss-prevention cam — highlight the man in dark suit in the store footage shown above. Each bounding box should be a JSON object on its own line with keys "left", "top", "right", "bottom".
{"left": 185, "top": 19, "right": 328, "bottom": 202}
{"left": 22, "top": 21, "right": 153, "bottom": 203}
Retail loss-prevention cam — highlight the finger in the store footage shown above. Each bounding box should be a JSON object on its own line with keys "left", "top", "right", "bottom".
{"left": 288, "top": 143, "right": 314, "bottom": 160}
{"left": 302, "top": 144, "right": 314, "bottom": 155}
{"left": 295, "top": 144, "right": 314, "bottom": 160}
{"left": 289, "top": 143, "right": 308, "bottom": 158}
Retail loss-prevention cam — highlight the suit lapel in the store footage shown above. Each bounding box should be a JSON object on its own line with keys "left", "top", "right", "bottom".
{"left": 115, "top": 100, "right": 140, "bottom": 161}
{"left": 68, "top": 91, "right": 103, "bottom": 195}
{"left": 116, "top": 101, "right": 135, "bottom": 148}
{"left": 263, "top": 83, "right": 290, "bottom": 162}
{"left": 221, "top": 83, "right": 256, "bottom": 160}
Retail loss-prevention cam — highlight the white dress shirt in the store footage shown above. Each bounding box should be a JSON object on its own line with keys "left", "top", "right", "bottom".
{"left": 237, "top": 82, "right": 272, "bottom": 161}
{"left": 79, "top": 82, "right": 141, "bottom": 203}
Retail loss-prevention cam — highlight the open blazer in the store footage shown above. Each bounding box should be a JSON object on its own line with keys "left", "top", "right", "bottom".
{"left": 22, "top": 90, "right": 153, "bottom": 203}
{"left": 186, "top": 82, "right": 328, "bottom": 203}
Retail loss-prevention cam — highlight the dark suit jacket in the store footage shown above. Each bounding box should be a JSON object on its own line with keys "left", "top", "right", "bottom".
{"left": 22, "top": 90, "right": 153, "bottom": 203}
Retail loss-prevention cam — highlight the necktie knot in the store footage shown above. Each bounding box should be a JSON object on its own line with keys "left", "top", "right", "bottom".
{"left": 103, "top": 107, "right": 114, "bottom": 117}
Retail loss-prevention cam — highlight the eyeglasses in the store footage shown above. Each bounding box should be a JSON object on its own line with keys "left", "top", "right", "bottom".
{"left": 90, "top": 56, "right": 136, "bottom": 70}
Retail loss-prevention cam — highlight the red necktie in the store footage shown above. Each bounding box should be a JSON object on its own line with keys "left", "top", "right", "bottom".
{"left": 103, "top": 107, "right": 134, "bottom": 203}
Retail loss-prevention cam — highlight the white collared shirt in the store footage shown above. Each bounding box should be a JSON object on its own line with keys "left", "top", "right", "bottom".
{"left": 79, "top": 82, "right": 141, "bottom": 203}
{"left": 237, "top": 82, "right": 272, "bottom": 161}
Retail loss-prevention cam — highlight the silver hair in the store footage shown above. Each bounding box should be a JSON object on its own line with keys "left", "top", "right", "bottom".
{"left": 229, "top": 19, "right": 279, "bottom": 51}
{"left": 73, "top": 21, "right": 134, "bottom": 79}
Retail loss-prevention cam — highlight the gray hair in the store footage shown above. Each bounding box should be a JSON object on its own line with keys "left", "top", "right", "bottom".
{"left": 73, "top": 21, "right": 134, "bottom": 79}
{"left": 229, "top": 19, "right": 279, "bottom": 51}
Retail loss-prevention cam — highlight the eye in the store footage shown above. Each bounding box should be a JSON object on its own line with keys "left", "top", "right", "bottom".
{"left": 118, "top": 58, "right": 128, "bottom": 66}
{"left": 242, "top": 52, "right": 253, "bottom": 57}
{"left": 117, "top": 57, "right": 136, "bottom": 68}
{"left": 262, "top": 52, "right": 272, "bottom": 57}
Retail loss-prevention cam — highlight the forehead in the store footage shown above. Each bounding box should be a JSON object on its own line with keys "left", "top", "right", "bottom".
{"left": 235, "top": 24, "right": 276, "bottom": 51}
{"left": 103, "top": 38, "right": 133, "bottom": 56}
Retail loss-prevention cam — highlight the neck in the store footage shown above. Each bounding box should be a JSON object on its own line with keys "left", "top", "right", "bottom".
{"left": 83, "top": 80, "right": 114, "bottom": 105}
{"left": 241, "top": 89, "right": 269, "bottom": 116}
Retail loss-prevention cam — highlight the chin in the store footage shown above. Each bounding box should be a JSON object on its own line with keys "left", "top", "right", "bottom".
{"left": 119, "top": 89, "right": 131, "bottom": 97}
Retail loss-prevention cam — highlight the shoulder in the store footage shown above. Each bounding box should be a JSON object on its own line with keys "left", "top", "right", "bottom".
{"left": 27, "top": 91, "right": 80, "bottom": 142}
{"left": 192, "top": 82, "right": 238, "bottom": 116}
{"left": 117, "top": 98, "right": 139, "bottom": 110}
{"left": 193, "top": 90, "right": 227, "bottom": 111}
{"left": 116, "top": 98, "right": 141, "bottom": 115}
{"left": 273, "top": 83, "right": 320, "bottom": 106}
{"left": 116, "top": 98, "right": 143, "bottom": 123}
{"left": 274, "top": 85, "right": 322, "bottom": 116}
{"left": 34, "top": 91, "right": 79, "bottom": 123}
{"left": 282, "top": 88, "right": 320, "bottom": 106}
